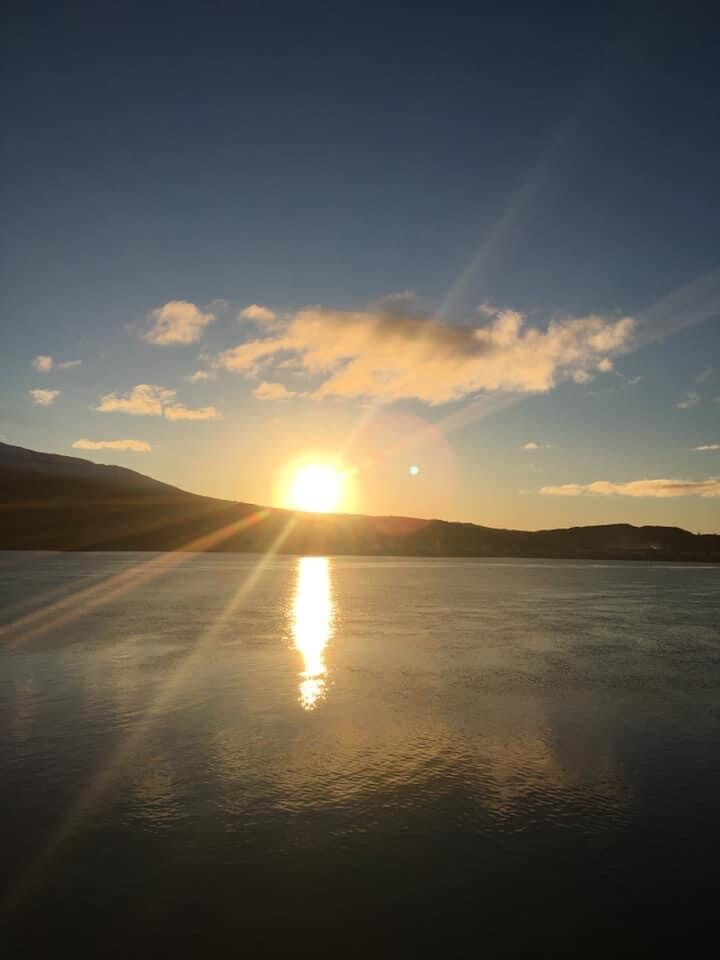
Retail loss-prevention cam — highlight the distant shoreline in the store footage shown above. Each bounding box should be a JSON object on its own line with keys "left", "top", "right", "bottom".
{"left": 2, "top": 441, "right": 719, "bottom": 563}
{"left": 1, "top": 547, "right": 718, "bottom": 565}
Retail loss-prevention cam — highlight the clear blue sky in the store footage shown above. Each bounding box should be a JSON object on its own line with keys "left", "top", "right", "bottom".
{"left": 2, "top": 1, "right": 719, "bottom": 531}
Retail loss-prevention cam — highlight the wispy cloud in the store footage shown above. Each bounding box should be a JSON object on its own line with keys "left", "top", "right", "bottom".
{"left": 163, "top": 404, "right": 221, "bottom": 421}
{"left": 695, "top": 443, "right": 720, "bottom": 452}
{"left": 252, "top": 381, "right": 299, "bottom": 400}
{"left": 72, "top": 438, "right": 151, "bottom": 452}
{"left": 32, "top": 355, "right": 81, "bottom": 372}
{"left": 30, "top": 388, "right": 60, "bottom": 406}
{"left": 215, "top": 305, "right": 634, "bottom": 404}
{"left": 523, "top": 441, "right": 551, "bottom": 450}
{"left": 94, "top": 384, "right": 220, "bottom": 421}
{"left": 95, "top": 384, "right": 176, "bottom": 415}
{"left": 541, "top": 478, "right": 720, "bottom": 498}
{"left": 677, "top": 391, "right": 700, "bottom": 409}
{"left": 378, "top": 290, "right": 416, "bottom": 307}
{"left": 143, "top": 301, "right": 215, "bottom": 345}
{"left": 239, "top": 304, "right": 276, "bottom": 325}
{"left": 32, "top": 355, "right": 53, "bottom": 373}
{"left": 186, "top": 369, "right": 217, "bottom": 383}
{"left": 614, "top": 369, "right": 642, "bottom": 386}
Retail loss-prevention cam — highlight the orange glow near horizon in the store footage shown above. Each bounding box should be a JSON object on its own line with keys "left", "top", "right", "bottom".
{"left": 285, "top": 462, "right": 345, "bottom": 513}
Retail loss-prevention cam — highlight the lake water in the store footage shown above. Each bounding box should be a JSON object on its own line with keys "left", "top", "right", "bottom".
{"left": 1, "top": 551, "right": 719, "bottom": 956}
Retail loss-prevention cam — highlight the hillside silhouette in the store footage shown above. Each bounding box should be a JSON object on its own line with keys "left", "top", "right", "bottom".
{"left": 1, "top": 442, "right": 718, "bottom": 562}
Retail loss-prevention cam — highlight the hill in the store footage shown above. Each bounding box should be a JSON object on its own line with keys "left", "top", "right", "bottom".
{"left": 1, "top": 442, "right": 718, "bottom": 561}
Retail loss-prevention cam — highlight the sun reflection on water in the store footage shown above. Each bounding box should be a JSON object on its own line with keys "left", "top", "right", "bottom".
{"left": 292, "top": 557, "right": 334, "bottom": 710}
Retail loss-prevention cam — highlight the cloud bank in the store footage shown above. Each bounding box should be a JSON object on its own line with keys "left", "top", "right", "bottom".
{"left": 30, "top": 388, "right": 60, "bottom": 406}
{"left": 215, "top": 305, "right": 635, "bottom": 404}
{"left": 143, "top": 301, "right": 215, "bottom": 345}
{"left": 32, "top": 355, "right": 81, "bottom": 372}
{"left": 72, "top": 438, "right": 151, "bottom": 452}
{"left": 541, "top": 478, "right": 720, "bottom": 498}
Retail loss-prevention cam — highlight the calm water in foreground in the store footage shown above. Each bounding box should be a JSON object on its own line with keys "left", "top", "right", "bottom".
{"left": 1, "top": 551, "right": 719, "bottom": 956}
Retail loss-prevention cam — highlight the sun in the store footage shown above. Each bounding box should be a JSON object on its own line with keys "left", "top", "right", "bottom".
{"left": 287, "top": 463, "right": 344, "bottom": 513}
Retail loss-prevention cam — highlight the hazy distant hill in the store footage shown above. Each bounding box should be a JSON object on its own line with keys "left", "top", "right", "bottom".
{"left": 1, "top": 442, "right": 718, "bottom": 561}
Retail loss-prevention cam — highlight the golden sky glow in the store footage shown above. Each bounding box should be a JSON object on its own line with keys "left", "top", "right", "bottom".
{"left": 285, "top": 463, "right": 345, "bottom": 513}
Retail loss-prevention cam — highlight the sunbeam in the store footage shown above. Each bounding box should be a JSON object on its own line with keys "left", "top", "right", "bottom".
{"left": 0, "top": 510, "right": 299, "bottom": 921}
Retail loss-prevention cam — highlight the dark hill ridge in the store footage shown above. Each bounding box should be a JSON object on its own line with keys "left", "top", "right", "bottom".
{"left": 0, "top": 440, "right": 183, "bottom": 495}
{"left": 1, "top": 442, "right": 718, "bottom": 561}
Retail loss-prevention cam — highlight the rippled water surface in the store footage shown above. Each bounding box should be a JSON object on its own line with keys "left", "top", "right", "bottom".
{"left": 1, "top": 552, "right": 719, "bottom": 956}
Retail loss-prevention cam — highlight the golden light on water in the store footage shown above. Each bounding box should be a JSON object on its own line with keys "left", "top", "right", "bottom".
{"left": 292, "top": 557, "right": 334, "bottom": 710}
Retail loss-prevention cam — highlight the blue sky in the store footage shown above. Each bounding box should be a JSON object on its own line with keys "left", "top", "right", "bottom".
{"left": 2, "top": 1, "right": 719, "bottom": 531}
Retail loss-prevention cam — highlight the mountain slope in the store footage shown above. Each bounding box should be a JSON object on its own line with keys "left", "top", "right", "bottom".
{"left": 1, "top": 442, "right": 718, "bottom": 561}
{"left": 0, "top": 440, "right": 183, "bottom": 495}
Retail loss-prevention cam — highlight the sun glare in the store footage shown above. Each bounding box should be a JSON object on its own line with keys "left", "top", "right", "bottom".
{"left": 292, "top": 556, "right": 333, "bottom": 709}
{"left": 287, "top": 463, "right": 343, "bottom": 513}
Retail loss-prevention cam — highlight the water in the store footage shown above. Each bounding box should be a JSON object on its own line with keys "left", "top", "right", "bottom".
{"left": 1, "top": 551, "right": 719, "bottom": 956}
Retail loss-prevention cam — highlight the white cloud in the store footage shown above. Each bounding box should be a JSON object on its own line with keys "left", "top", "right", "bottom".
{"left": 252, "top": 381, "right": 298, "bottom": 401}
{"left": 186, "top": 369, "right": 217, "bottom": 383}
{"left": 695, "top": 443, "right": 720, "bottom": 452}
{"left": 72, "top": 438, "right": 151, "bottom": 453}
{"left": 214, "top": 305, "right": 635, "bottom": 405}
{"left": 30, "top": 388, "right": 60, "bottom": 406}
{"left": 163, "top": 404, "right": 221, "bottom": 421}
{"left": 597, "top": 357, "right": 613, "bottom": 372}
{"left": 677, "top": 392, "right": 700, "bottom": 409}
{"left": 32, "top": 355, "right": 81, "bottom": 371}
{"left": 540, "top": 478, "right": 720, "bottom": 498}
{"left": 95, "top": 384, "right": 176, "bottom": 416}
{"left": 239, "top": 304, "right": 276, "bottom": 324}
{"left": 523, "top": 441, "right": 551, "bottom": 450}
{"left": 143, "top": 301, "right": 215, "bottom": 345}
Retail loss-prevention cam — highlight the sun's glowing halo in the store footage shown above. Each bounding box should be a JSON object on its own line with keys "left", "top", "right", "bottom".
{"left": 286, "top": 463, "right": 344, "bottom": 512}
